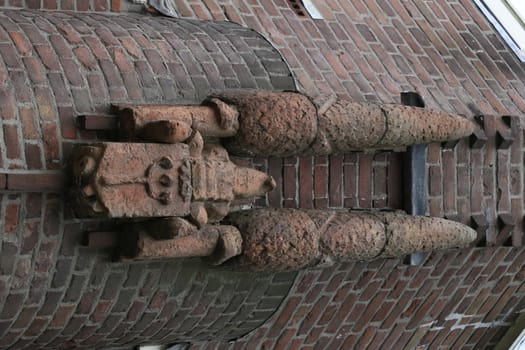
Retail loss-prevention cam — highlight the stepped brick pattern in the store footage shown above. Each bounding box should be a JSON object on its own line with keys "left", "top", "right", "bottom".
{"left": 0, "top": 0, "right": 523, "bottom": 349}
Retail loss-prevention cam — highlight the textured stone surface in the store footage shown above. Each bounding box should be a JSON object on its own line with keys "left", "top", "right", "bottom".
{"left": 377, "top": 104, "right": 476, "bottom": 148}
{"left": 70, "top": 141, "right": 274, "bottom": 219}
{"left": 218, "top": 92, "right": 474, "bottom": 157}
{"left": 225, "top": 208, "right": 476, "bottom": 271}
{"left": 219, "top": 91, "right": 318, "bottom": 157}
{"left": 117, "top": 101, "right": 239, "bottom": 141}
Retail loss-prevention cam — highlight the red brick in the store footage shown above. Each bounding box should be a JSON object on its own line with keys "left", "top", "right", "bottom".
{"left": 24, "top": 142, "right": 43, "bottom": 170}
{"left": 0, "top": 43, "right": 22, "bottom": 69}
{"left": 34, "top": 87, "right": 56, "bottom": 122}
{"left": 298, "top": 296, "right": 329, "bottom": 335}
{"left": 111, "top": 0, "right": 121, "bottom": 11}
{"left": 283, "top": 163, "right": 296, "bottom": 201}
{"left": 4, "top": 203, "right": 19, "bottom": 235}
{"left": 9, "top": 31, "right": 32, "bottom": 55}
{"left": 22, "top": 56, "right": 46, "bottom": 84}
{"left": 267, "top": 157, "right": 282, "bottom": 207}
{"left": 85, "top": 35, "right": 111, "bottom": 60}
{"left": 94, "top": 0, "right": 107, "bottom": 11}
{"left": 3, "top": 124, "right": 21, "bottom": 160}
{"left": 41, "top": 123, "right": 60, "bottom": 169}
{"left": 47, "top": 72, "right": 71, "bottom": 104}
{"left": 324, "top": 288, "right": 355, "bottom": 331}
{"left": 7, "top": 172, "right": 64, "bottom": 191}
{"left": 10, "top": 70, "right": 32, "bottom": 103}
{"left": 328, "top": 155, "right": 343, "bottom": 207}
{"left": 442, "top": 150, "right": 456, "bottom": 214}
{"left": 358, "top": 154, "right": 373, "bottom": 207}
{"left": 267, "top": 297, "right": 301, "bottom": 338}
{"left": 43, "top": 0, "right": 57, "bottom": 9}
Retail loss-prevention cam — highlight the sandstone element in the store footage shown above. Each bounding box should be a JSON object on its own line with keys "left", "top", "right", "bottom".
{"left": 217, "top": 91, "right": 318, "bottom": 157}
{"left": 210, "top": 91, "right": 475, "bottom": 157}
{"left": 117, "top": 218, "right": 242, "bottom": 263}
{"left": 71, "top": 91, "right": 476, "bottom": 269}
{"left": 224, "top": 209, "right": 477, "bottom": 271}
{"left": 115, "top": 97, "right": 239, "bottom": 142}
{"left": 374, "top": 104, "right": 476, "bottom": 149}
{"left": 70, "top": 141, "right": 274, "bottom": 220}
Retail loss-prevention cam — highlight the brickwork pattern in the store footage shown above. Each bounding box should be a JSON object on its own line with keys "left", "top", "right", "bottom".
{"left": 0, "top": 0, "right": 121, "bottom": 12}
{"left": 194, "top": 247, "right": 525, "bottom": 350}
{"left": 0, "top": 1, "right": 524, "bottom": 349}
{"left": 0, "top": 10, "right": 298, "bottom": 349}
{"left": 171, "top": 0, "right": 525, "bottom": 227}
{"left": 165, "top": 0, "right": 525, "bottom": 349}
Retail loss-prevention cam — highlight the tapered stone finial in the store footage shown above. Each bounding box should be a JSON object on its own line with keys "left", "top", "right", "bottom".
{"left": 222, "top": 209, "right": 477, "bottom": 272}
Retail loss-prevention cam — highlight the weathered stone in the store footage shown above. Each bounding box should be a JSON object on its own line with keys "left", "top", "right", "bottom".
{"left": 211, "top": 92, "right": 475, "bottom": 157}
{"left": 223, "top": 208, "right": 320, "bottom": 271}
{"left": 310, "top": 100, "right": 386, "bottom": 154}
{"left": 224, "top": 209, "right": 477, "bottom": 271}
{"left": 70, "top": 140, "right": 274, "bottom": 219}
{"left": 119, "top": 223, "right": 220, "bottom": 261}
{"left": 218, "top": 91, "right": 318, "bottom": 157}
{"left": 115, "top": 99, "right": 239, "bottom": 142}
{"left": 376, "top": 211, "right": 477, "bottom": 257}
{"left": 205, "top": 225, "right": 243, "bottom": 265}
{"left": 70, "top": 90, "right": 477, "bottom": 269}
{"left": 311, "top": 100, "right": 476, "bottom": 154}
{"left": 375, "top": 104, "right": 476, "bottom": 149}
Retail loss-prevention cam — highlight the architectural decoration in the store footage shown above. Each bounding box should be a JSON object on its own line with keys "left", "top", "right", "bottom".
{"left": 71, "top": 91, "right": 477, "bottom": 271}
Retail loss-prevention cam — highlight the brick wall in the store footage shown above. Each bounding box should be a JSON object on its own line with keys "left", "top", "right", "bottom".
{"left": 165, "top": 0, "right": 525, "bottom": 349}
{"left": 0, "top": 0, "right": 120, "bottom": 11}
{"left": 0, "top": 10, "right": 298, "bottom": 349}
{"left": 0, "top": 1, "right": 524, "bottom": 349}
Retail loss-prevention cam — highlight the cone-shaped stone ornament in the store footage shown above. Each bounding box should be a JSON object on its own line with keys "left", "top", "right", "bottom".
{"left": 222, "top": 209, "right": 477, "bottom": 272}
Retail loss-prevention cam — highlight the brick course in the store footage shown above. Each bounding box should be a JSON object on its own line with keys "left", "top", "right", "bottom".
{"left": 0, "top": 9, "right": 298, "bottom": 349}
{"left": 0, "top": 0, "right": 524, "bottom": 349}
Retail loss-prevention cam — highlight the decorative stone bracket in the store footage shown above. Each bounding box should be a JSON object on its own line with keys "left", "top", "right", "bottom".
{"left": 72, "top": 90, "right": 477, "bottom": 272}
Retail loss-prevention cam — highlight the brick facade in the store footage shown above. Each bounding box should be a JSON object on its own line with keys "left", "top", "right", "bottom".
{"left": 0, "top": 10, "right": 297, "bottom": 348}
{"left": 0, "top": 0, "right": 524, "bottom": 349}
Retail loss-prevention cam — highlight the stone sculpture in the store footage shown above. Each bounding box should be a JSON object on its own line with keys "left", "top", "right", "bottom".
{"left": 71, "top": 91, "right": 477, "bottom": 272}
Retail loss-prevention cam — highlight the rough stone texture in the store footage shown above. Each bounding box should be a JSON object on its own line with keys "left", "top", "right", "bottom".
{"left": 224, "top": 208, "right": 320, "bottom": 271}
{"left": 312, "top": 99, "right": 387, "bottom": 154}
{"left": 218, "top": 92, "right": 474, "bottom": 157}
{"left": 71, "top": 142, "right": 193, "bottom": 218}
{"left": 376, "top": 104, "right": 476, "bottom": 149}
{"left": 377, "top": 211, "right": 478, "bottom": 257}
{"left": 225, "top": 209, "right": 476, "bottom": 271}
{"left": 119, "top": 223, "right": 221, "bottom": 261}
{"left": 70, "top": 141, "right": 274, "bottom": 219}
{"left": 314, "top": 100, "right": 475, "bottom": 154}
{"left": 117, "top": 102, "right": 239, "bottom": 141}
{"left": 219, "top": 91, "right": 318, "bottom": 157}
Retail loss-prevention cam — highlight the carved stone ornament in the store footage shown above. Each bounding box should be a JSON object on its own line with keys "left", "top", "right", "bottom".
{"left": 71, "top": 90, "right": 477, "bottom": 271}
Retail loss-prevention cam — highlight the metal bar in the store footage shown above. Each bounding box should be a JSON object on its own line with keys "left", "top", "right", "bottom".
{"left": 400, "top": 92, "right": 428, "bottom": 265}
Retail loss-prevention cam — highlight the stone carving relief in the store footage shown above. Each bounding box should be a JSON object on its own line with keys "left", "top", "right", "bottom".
{"left": 71, "top": 91, "right": 477, "bottom": 272}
